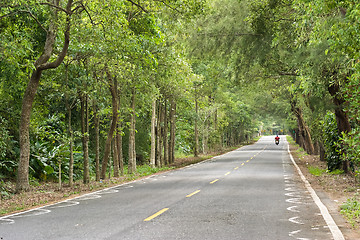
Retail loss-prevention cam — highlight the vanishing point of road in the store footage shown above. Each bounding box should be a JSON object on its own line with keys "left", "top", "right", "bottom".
{"left": 0, "top": 136, "right": 345, "bottom": 240}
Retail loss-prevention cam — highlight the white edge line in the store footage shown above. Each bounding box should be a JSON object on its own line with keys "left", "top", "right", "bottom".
{"left": 287, "top": 142, "right": 345, "bottom": 240}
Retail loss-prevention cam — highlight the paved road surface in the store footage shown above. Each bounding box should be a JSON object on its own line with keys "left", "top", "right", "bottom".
{"left": 0, "top": 136, "right": 343, "bottom": 239}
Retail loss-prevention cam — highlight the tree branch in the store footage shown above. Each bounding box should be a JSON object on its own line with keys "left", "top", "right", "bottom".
{"left": 153, "top": 0, "right": 181, "bottom": 13}
{"left": 38, "top": 0, "right": 73, "bottom": 70}
{"left": 39, "top": 2, "right": 67, "bottom": 13}
{"left": 198, "top": 32, "right": 262, "bottom": 37}
{"left": 125, "top": 0, "right": 148, "bottom": 13}
{"left": 0, "top": 9, "right": 48, "bottom": 32}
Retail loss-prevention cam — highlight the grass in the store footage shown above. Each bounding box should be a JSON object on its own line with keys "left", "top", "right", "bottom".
{"left": 341, "top": 194, "right": 360, "bottom": 228}
{"left": 308, "top": 166, "right": 326, "bottom": 176}
{"left": 308, "top": 166, "right": 345, "bottom": 177}
{"left": 286, "top": 135, "right": 295, "bottom": 144}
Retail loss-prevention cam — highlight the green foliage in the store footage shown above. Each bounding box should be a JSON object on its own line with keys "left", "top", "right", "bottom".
{"left": 0, "top": 117, "right": 17, "bottom": 178}
{"left": 308, "top": 166, "right": 326, "bottom": 177}
{"left": 0, "top": 180, "right": 13, "bottom": 200}
{"left": 339, "top": 128, "right": 360, "bottom": 171}
{"left": 322, "top": 112, "right": 342, "bottom": 171}
{"left": 29, "top": 114, "right": 68, "bottom": 181}
{"left": 340, "top": 194, "right": 360, "bottom": 227}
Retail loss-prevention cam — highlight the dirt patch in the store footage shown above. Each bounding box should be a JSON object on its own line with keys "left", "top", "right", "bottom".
{"left": 290, "top": 145, "right": 360, "bottom": 239}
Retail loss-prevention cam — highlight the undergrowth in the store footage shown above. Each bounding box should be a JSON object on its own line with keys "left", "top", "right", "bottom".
{"left": 341, "top": 194, "right": 360, "bottom": 228}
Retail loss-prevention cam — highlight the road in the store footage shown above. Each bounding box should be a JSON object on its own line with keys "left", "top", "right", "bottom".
{"left": 0, "top": 136, "right": 344, "bottom": 240}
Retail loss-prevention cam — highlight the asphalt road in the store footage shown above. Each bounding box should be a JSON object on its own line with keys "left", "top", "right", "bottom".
{"left": 0, "top": 136, "right": 343, "bottom": 240}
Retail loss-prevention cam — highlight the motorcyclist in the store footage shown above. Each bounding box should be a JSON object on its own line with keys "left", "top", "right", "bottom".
{"left": 275, "top": 135, "right": 280, "bottom": 143}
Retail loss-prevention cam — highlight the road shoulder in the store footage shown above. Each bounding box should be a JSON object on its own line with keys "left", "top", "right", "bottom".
{"left": 288, "top": 143, "right": 360, "bottom": 240}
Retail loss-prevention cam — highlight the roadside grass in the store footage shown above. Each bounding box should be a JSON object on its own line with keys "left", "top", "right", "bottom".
{"left": 308, "top": 166, "right": 326, "bottom": 176}
{"left": 286, "top": 135, "right": 308, "bottom": 158}
{"left": 341, "top": 194, "right": 360, "bottom": 228}
{"left": 286, "top": 135, "right": 295, "bottom": 145}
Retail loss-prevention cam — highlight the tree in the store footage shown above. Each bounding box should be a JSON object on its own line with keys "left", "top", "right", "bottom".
{"left": 5, "top": 0, "right": 84, "bottom": 192}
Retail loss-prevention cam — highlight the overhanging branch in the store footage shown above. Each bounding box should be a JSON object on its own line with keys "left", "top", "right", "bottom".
{"left": 125, "top": 0, "right": 148, "bottom": 13}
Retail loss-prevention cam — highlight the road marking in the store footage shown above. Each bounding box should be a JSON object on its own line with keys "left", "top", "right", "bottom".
{"left": 225, "top": 172, "right": 231, "bottom": 176}
{"left": 210, "top": 179, "right": 219, "bottom": 184}
{"left": 289, "top": 229, "right": 301, "bottom": 237}
{"left": 186, "top": 190, "right": 201, "bottom": 197}
{"left": 144, "top": 208, "right": 169, "bottom": 221}
{"left": 287, "top": 206, "right": 300, "bottom": 213}
{"left": 246, "top": 160, "right": 250, "bottom": 163}
{"left": 289, "top": 216, "right": 304, "bottom": 225}
{"left": 234, "top": 167, "right": 239, "bottom": 170}
{"left": 241, "top": 163, "right": 245, "bottom": 166}
{"left": 286, "top": 197, "right": 302, "bottom": 204}
{"left": 287, "top": 143, "right": 345, "bottom": 240}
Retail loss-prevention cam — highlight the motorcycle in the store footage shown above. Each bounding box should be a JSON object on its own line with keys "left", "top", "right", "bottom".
{"left": 275, "top": 139, "right": 279, "bottom": 145}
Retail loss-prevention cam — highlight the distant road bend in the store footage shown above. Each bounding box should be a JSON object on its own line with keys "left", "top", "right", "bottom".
{"left": 0, "top": 136, "right": 345, "bottom": 240}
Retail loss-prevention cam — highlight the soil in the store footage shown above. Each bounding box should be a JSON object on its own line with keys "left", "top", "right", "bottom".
{"left": 1, "top": 144, "right": 359, "bottom": 239}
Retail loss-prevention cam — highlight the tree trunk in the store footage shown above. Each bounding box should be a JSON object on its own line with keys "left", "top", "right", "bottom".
{"left": 202, "top": 115, "right": 209, "bottom": 154}
{"left": 156, "top": 102, "right": 163, "bottom": 167}
{"left": 16, "top": 70, "right": 42, "bottom": 192}
{"left": 116, "top": 89, "right": 124, "bottom": 176}
{"left": 328, "top": 82, "right": 351, "bottom": 172}
{"left": 116, "top": 130, "right": 124, "bottom": 176}
{"left": 16, "top": 0, "right": 73, "bottom": 193}
{"left": 67, "top": 99, "right": 74, "bottom": 187}
{"left": 290, "top": 99, "right": 315, "bottom": 155}
{"left": 113, "top": 138, "right": 119, "bottom": 177}
{"left": 64, "top": 64, "right": 74, "bottom": 187}
{"left": 169, "top": 99, "right": 176, "bottom": 164}
{"left": 128, "top": 87, "right": 136, "bottom": 174}
{"left": 81, "top": 93, "right": 90, "bottom": 184}
{"left": 150, "top": 98, "right": 157, "bottom": 168}
{"left": 160, "top": 102, "right": 166, "bottom": 166}
{"left": 93, "top": 102, "right": 100, "bottom": 181}
{"left": 163, "top": 100, "right": 169, "bottom": 165}
{"left": 194, "top": 97, "right": 199, "bottom": 157}
{"left": 100, "top": 76, "right": 118, "bottom": 179}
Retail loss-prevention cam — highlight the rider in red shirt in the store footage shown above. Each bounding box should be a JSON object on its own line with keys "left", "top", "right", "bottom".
{"left": 275, "top": 135, "right": 280, "bottom": 141}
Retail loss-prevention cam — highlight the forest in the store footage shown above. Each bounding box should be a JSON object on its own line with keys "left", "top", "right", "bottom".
{"left": 0, "top": 0, "right": 360, "bottom": 197}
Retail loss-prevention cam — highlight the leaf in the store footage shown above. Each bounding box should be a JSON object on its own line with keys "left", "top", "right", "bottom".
{"left": 44, "top": 165, "right": 54, "bottom": 175}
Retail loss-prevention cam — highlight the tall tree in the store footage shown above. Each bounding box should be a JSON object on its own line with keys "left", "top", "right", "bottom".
{"left": 10, "top": 0, "right": 83, "bottom": 192}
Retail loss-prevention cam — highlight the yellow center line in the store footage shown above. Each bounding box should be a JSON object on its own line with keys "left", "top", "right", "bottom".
{"left": 225, "top": 171, "right": 231, "bottom": 176}
{"left": 144, "top": 208, "right": 169, "bottom": 221}
{"left": 246, "top": 160, "right": 250, "bottom": 163}
{"left": 186, "top": 190, "right": 201, "bottom": 198}
{"left": 234, "top": 167, "right": 239, "bottom": 170}
{"left": 241, "top": 163, "right": 245, "bottom": 166}
{"left": 210, "top": 179, "right": 219, "bottom": 184}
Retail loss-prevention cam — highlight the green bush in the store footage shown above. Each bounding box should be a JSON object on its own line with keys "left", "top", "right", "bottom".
{"left": 322, "top": 112, "right": 342, "bottom": 171}
{"left": 339, "top": 128, "right": 360, "bottom": 171}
